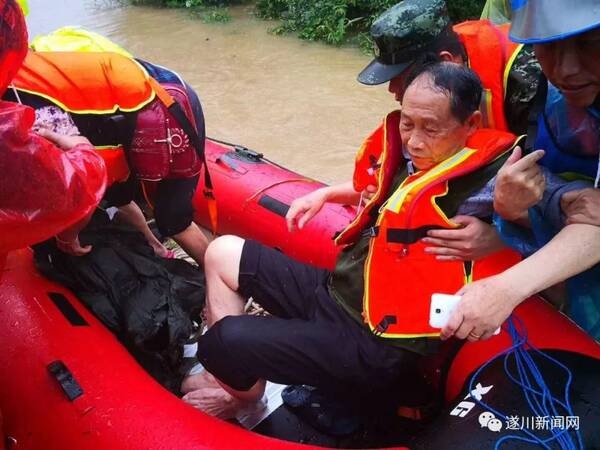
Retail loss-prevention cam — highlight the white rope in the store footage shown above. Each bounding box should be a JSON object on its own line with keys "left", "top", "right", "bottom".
{"left": 10, "top": 85, "right": 22, "bottom": 104}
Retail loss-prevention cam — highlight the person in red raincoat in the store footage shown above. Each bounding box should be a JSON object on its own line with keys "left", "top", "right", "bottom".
{"left": 0, "top": 0, "right": 106, "bottom": 273}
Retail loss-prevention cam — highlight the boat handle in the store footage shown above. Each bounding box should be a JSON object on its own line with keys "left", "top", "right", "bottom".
{"left": 47, "top": 360, "right": 84, "bottom": 401}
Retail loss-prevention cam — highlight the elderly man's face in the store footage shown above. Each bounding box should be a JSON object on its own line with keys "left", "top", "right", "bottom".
{"left": 534, "top": 28, "right": 600, "bottom": 108}
{"left": 400, "top": 75, "right": 479, "bottom": 171}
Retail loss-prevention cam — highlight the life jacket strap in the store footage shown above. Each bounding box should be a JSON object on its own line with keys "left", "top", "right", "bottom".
{"left": 149, "top": 78, "right": 218, "bottom": 234}
{"left": 386, "top": 225, "right": 443, "bottom": 245}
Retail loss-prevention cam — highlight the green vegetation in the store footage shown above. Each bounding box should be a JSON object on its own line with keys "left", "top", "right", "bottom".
{"left": 201, "top": 7, "right": 232, "bottom": 22}
{"left": 255, "top": 0, "right": 486, "bottom": 48}
{"left": 187, "top": 5, "right": 233, "bottom": 22}
{"left": 130, "top": 0, "right": 236, "bottom": 23}
{"left": 132, "top": 0, "right": 486, "bottom": 48}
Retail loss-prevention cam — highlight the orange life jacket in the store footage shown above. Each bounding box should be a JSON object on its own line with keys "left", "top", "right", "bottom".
{"left": 353, "top": 21, "right": 522, "bottom": 193}
{"left": 336, "top": 111, "right": 521, "bottom": 338}
{"left": 12, "top": 51, "right": 157, "bottom": 185}
{"left": 454, "top": 20, "right": 522, "bottom": 132}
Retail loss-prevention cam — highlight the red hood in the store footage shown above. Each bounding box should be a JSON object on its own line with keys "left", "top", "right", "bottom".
{"left": 0, "top": 0, "right": 28, "bottom": 95}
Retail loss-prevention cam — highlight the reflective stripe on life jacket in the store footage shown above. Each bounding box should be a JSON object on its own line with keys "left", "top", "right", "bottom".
{"left": 12, "top": 51, "right": 155, "bottom": 114}
{"left": 339, "top": 112, "right": 521, "bottom": 338}
{"left": 454, "top": 20, "right": 522, "bottom": 131}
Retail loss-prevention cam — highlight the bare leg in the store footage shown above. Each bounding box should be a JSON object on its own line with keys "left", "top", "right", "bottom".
{"left": 116, "top": 201, "right": 169, "bottom": 257}
{"left": 182, "top": 235, "right": 265, "bottom": 417}
{"left": 171, "top": 222, "right": 209, "bottom": 266}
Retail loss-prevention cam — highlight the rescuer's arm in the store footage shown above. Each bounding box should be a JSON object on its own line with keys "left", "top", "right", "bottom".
{"left": 561, "top": 188, "right": 600, "bottom": 227}
{"left": 441, "top": 223, "right": 600, "bottom": 341}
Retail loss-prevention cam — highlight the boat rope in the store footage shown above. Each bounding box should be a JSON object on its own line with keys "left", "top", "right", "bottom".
{"left": 467, "top": 315, "right": 583, "bottom": 450}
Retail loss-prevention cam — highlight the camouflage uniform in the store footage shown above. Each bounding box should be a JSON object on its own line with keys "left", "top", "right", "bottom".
{"left": 357, "top": 0, "right": 541, "bottom": 135}
{"left": 505, "top": 44, "right": 541, "bottom": 135}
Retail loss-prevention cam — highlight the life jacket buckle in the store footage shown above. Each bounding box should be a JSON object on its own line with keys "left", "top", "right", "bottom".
{"left": 374, "top": 315, "right": 397, "bottom": 335}
{"left": 153, "top": 119, "right": 176, "bottom": 162}
{"left": 361, "top": 226, "right": 379, "bottom": 238}
{"left": 367, "top": 155, "right": 381, "bottom": 176}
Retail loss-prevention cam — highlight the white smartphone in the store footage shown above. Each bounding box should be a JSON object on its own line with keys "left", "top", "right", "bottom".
{"left": 429, "top": 293, "right": 500, "bottom": 335}
{"left": 429, "top": 293, "right": 462, "bottom": 329}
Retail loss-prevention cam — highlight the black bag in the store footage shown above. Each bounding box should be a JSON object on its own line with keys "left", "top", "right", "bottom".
{"left": 33, "top": 212, "right": 205, "bottom": 393}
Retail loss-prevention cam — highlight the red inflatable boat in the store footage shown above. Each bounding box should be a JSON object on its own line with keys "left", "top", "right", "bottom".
{"left": 1, "top": 138, "right": 600, "bottom": 450}
{"left": 192, "top": 138, "right": 356, "bottom": 269}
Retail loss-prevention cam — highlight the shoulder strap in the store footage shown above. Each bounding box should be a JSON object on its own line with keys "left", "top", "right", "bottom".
{"left": 148, "top": 78, "right": 218, "bottom": 234}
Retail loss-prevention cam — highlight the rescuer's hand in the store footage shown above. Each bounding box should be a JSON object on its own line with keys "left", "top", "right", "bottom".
{"left": 422, "top": 215, "right": 505, "bottom": 261}
{"left": 561, "top": 188, "right": 600, "bottom": 227}
{"left": 494, "top": 147, "right": 546, "bottom": 223}
{"left": 36, "top": 128, "right": 92, "bottom": 150}
{"left": 55, "top": 234, "right": 93, "bottom": 256}
{"left": 440, "top": 275, "right": 521, "bottom": 342}
{"left": 54, "top": 213, "right": 94, "bottom": 256}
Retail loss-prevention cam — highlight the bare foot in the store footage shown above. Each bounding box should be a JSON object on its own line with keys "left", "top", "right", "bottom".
{"left": 181, "top": 369, "right": 221, "bottom": 394}
{"left": 183, "top": 387, "right": 250, "bottom": 419}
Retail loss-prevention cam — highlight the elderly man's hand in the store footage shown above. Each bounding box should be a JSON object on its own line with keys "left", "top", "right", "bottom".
{"left": 561, "top": 188, "right": 600, "bottom": 226}
{"left": 361, "top": 184, "right": 378, "bottom": 204}
{"left": 440, "top": 275, "right": 522, "bottom": 341}
{"left": 422, "top": 215, "right": 505, "bottom": 261}
{"left": 286, "top": 188, "right": 328, "bottom": 232}
{"left": 494, "top": 147, "right": 546, "bottom": 222}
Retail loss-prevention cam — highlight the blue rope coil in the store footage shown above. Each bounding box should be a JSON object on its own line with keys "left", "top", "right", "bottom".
{"left": 467, "top": 315, "right": 583, "bottom": 449}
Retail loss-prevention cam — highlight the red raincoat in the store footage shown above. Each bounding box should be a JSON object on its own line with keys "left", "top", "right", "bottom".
{"left": 0, "top": 0, "right": 106, "bottom": 269}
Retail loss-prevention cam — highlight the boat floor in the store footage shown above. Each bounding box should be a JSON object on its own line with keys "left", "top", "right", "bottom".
{"left": 253, "top": 403, "right": 424, "bottom": 449}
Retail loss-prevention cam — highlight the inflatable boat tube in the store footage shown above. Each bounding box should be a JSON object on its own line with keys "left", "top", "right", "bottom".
{"left": 192, "top": 139, "right": 356, "bottom": 269}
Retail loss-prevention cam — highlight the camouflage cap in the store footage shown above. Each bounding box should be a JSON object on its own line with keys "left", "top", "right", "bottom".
{"left": 357, "top": 0, "right": 451, "bottom": 85}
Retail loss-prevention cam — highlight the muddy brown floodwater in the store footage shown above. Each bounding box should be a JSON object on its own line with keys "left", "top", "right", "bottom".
{"left": 26, "top": 0, "right": 398, "bottom": 184}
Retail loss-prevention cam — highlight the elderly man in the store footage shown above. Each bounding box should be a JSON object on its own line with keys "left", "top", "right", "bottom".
{"left": 441, "top": 0, "right": 600, "bottom": 341}
{"left": 182, "top": 63, "right": 552, "bottom": 418}
{"left": 288, "top": 0, "right": 542, "bottom": 265}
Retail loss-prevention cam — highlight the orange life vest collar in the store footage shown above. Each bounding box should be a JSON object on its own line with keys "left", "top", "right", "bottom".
{"left": 453, "top": 20, "right": 523, "bottom": 131}
{"left": 12, "top": 51, "right": 156, "bottom": 114}
{"left": 337, "top": 110, "right": 404, "bottom": 246}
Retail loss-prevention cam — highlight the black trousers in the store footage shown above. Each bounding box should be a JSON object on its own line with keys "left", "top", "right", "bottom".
{"left": 197, "top": 240, "right": 422, "bottom": 397}
{"left": 104, "top": 174, "right": 198, "bottom": 237}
